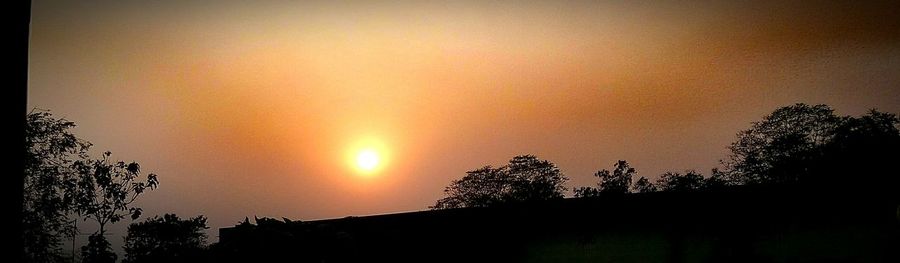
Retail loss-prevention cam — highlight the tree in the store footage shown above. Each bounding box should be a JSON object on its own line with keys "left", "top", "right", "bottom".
{"left": 632, "top": 177, "right": 657, "bottom": 193}
{"left": 655, "top": 171, "right": 705, "bottom": 192}
{"left": 123, "top": 214, "right": 209, "bottom": 263}
{"left": 72, "top": 151, "right": 159, "bottom": 235}
{"left": 703, "top": 168, "right": 729, "bottom": 190}
{"left": 816, "top": 109, "right": 900, "bottom": 192}
{"left": 599, "top": 160, "right": 635, "bottom": 194}
{"left": 432, "top": 166, "right": 507, "bottom": 209}
{"left": 505, "top": 155, "right": 569, "bottom": 201}
{"left": 827, "top": 109, "right": 900, "bottom": 155}
{"left": 72, "top": 151, "right": 159, "bottom": 263}
{"left": 23, "top": 110, "right": 162, "bottom": 262}
{"left": 633, "top": 169, "right": 728, "bottom": 194}
{"left": 432, "top": 155, "right": 568, "bottom": 209}
{"left": 22, "top": 110, "right": 90, "bottom": 262}
{"left": 723, "top": 103, "right": 900, "bottom": 192}
{"left": 572, "top": 186, "right": 601, "bottom": 198}
{"left": 723, "top": 103, "right": 843, "bottom": 185}
{"left": 574, "top": 160, "right": 635, "bottom": 197}
{"left": 81, "top": 234, "right": 116, "bottom": 263}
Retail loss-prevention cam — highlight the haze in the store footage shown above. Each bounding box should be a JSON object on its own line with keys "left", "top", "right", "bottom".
{"left": 28, "top": 0, "right": 900, "bottom": 242}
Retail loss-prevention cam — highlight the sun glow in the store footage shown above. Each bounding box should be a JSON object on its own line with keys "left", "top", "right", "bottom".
{"left": 356, "top": 149, "right": 380, "bottom": 171}
{"left": 346, "top": 137, "right": 390, "bottom": 176}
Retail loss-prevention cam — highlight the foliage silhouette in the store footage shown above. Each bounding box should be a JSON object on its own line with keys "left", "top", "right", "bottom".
{"left": 814, "top": 109, "right": 900, "bottom": 193}
{"left": 703, "top": 168, "right": 730, "bottom": 190}
{"left": 574, "top": 160, "right": 635, "bottom": 197}
{"left": 566, "top": 103, "right": 898, "bottom": 197}
{"left": 432, "top": 155, "right": 567, "bottom": 209}
{"left": 655, "top": 171, "right": 705, "bottom": 192}
{"left": 722, "top": 103, "right": 843, "bottom": 185}
{"left": 723, "top": 103, "right": 900, "bottom": 193}
{"left": 81, "top": 233, "right": 116, "bottom": 263}
{"left": 123, "top": 214, "right": 208, "bottom": 263}
{"left": 632, "top": 177, "right": 657, "bottom": 193}
{"left": 22, "top": 110, "right": 90, "bottom": 262}
{"left": 71, "top": 151, "right": 159, "bottom": 235}
{"left": 22, "top": 109, "right": 161, "bottom": 262}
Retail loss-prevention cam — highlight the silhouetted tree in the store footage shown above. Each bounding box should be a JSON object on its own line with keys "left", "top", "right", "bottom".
{"left": 572, "top": 186, "right": 601, "bottom": 197}
{"left": 432, "top": 166, "right": 505, "bottom": 209}
{"left": 815, "top": 109, "right": 900, "bottom": 193}
{"left": 656, "top": 171, "right": 705, "bottom": 192}
{"left": 72, "top": 151, "right": 158, "bottom": 235}
{"left": 71, "top": 151, "right": 159, "bottom": 263}
{"left": 23, "top": 110, "right": 90, "bottom": 262}
{"left": 632, "top": 177, "right": 657, "bottom": 193}
{"left": 123, "top": 214, "right": 209, "bottom": 263}
{"left": 703, "top": 168, "right": 730, "bottom": 190}
{"left": 23, "top": 110, "right": 164, "bottom": 262}
{"left": 722, "top": 103, "right": 842, "bottom": 185}
{"left": 81, "top": 234, "right": 116, "bottom": 263}
{"left": 600, "top": 160, "right": 635, "bottom": 194}
{"left": 574, "top": 160, "right": 635, "bottom": 197}
{"left": 723, "top": 103, "right": 900, "bottom": 192}
{"left": 432, "top": 155, "right": 567, "bottom": 209}
{"left": 833, "top": 110, "right": 900, "bottom": 143}
{"left": 505, "top": 155, "right": 569, "bottom": 201}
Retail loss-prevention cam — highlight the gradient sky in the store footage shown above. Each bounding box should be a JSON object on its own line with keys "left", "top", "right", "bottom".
{"left": 29, "top": 0, "right": 900, "bottom": 244}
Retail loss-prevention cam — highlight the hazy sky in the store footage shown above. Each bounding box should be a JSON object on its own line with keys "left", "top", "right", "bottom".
{"left": 29, "top": 0, "right": 900, "bottom": 243}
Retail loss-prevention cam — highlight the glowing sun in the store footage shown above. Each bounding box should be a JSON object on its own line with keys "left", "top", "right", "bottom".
{"left": 346, "top": 137, "right": 390, "bottom": 176}
{"left": 356, "top": 149, "right": 380, "bottom": 171}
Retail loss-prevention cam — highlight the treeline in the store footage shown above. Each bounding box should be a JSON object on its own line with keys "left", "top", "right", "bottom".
{"left": 433, "top": 103, "right": 900, "bottom": 209}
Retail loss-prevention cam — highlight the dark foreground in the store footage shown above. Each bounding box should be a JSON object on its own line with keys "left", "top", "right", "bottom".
{"left": 215, "top": 186, "right": 899, "bottom": 262}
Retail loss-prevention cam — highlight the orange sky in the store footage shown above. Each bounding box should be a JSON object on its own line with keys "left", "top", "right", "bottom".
{"left": 28, "top": 0, "right": 900, "bottom": 242}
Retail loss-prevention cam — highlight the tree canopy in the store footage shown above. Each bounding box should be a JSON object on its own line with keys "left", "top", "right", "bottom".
{"left": 722, "top": 103, "right": 844, "bottom": 185}
{"left": 632, "top": 177, "right": 657, "bottom": 193}
{"left": 123, "top": 214, "right": 209, "bottom": 263}
{"left": 23, "top": 110, "right": 90, "bottom": 262}
{"left": 722, "top": 103, "right": 900, "bottom": 192}
{"left": 72, "top": 151, "right": 159, "bottom": 234}
{"left": 655, "top": 171, "right": 705, "bottom": 192}
{"left": 22, "top": 109, "right": 160, "bottom": 263}
{"left": 567, "top": 103, "right": 899, "bottom": 197}
{"left": 574, "top": 160, "right": 636, "bottom": 197}
{"left": 432, "top": 155, "right": 568, "bottom": 209}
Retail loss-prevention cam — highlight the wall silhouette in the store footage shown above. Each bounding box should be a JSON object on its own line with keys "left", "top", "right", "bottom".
{"left": 216, "top": 187, "right": 899, "bottom": 262}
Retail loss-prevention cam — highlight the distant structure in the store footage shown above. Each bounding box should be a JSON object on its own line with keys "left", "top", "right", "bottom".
{"left": 217, "top": 187, "right": 899, "bottom": 262}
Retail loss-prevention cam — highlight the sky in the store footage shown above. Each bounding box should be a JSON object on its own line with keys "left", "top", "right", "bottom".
{"left": 28, "top": 0, "right": 900, "bottom": 246}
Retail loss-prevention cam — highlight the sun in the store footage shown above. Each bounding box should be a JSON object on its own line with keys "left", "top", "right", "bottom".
{"left": 356, "top": 149, "right": 380, "bottom": 171}
{"left": 346, "top": 137, "right": 390, "bottom": 176}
